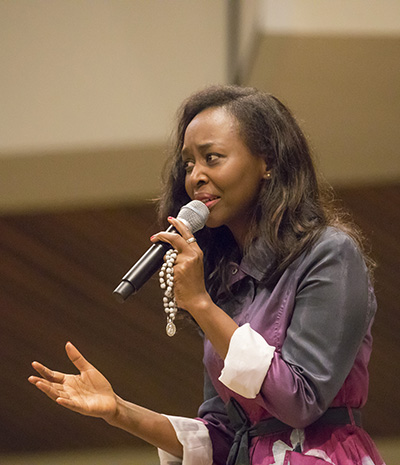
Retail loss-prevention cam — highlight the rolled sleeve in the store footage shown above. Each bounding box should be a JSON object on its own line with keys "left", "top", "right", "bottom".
{"left": 158, "top": 415, "right": 212, "bottom": 465}
{"left": 218, "top": 323, "right": 275, "bottom": 398}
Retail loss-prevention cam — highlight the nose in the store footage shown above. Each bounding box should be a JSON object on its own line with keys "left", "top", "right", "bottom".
{"left": 188, "top": 163, "right": 208, "bottom": 187}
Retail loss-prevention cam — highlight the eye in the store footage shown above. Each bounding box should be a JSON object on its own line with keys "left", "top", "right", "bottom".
{"left": 183, "top": 159, "right": 194, "bottom": 173}
{"left": 206, "top": 153, "right": 220, "bottom": 164}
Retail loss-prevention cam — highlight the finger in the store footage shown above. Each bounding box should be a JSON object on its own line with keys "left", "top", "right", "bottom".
{"left": 32, "top": 380, "right": 82, "bottom": 414}
{"left": 31, "top": 361, "right": 65, "bottom": 384}
{"left": 55, "top": 396, "right": 81, "bottom": 412}
{"left": 32, "top": 379, "right": 64, "bottom": 402}
{"left": 28, "top": 375, "right": 61, "bottom": 392}
{"left": 28, "top": 375, "right": 49, "bottom": 386}
{"left": 167, "top": 217, "right": 194, "bottom": 240}
{"left": 151, "top": 230, "right": 187, "bottom": 253}
{"left": 152, "top": 219, "right": 199, "bottom": 251}
{"left": 168, "top": 218, "right": 200, "bottom": 252}
{"left": 65, "top": 342, "right": 94, "bottom": 373}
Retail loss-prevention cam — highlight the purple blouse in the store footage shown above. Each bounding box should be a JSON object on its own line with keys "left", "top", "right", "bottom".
{"left": 198, "top": 227, "right": 377, "bottom": 463}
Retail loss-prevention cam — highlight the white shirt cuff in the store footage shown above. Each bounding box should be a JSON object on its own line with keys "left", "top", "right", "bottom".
{"left": 218, "top": 323, "right": 275, "bottom": 399}
{"left": 158, "top": 415, "right": 212, "bottom": 465}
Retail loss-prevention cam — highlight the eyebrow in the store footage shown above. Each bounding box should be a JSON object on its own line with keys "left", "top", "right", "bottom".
{"left": 181, "top": 142, "right": 214, "bottom": 157}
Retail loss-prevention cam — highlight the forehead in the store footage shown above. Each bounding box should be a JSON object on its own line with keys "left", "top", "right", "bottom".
{"left": 183, "top": 107, "right": 240, "bottom": 147}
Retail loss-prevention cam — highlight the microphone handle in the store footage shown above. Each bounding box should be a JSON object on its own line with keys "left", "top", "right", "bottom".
{"left": 113, "top": 225, "right": 175, "bottom": 302}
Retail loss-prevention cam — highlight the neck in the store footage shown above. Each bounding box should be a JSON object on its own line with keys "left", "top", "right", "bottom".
{"left": 228, "top": 214, "right": 255, "bottom": 252}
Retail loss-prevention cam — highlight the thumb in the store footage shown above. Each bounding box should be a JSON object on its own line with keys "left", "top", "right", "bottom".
{"left": 65, "top": 342, "right": 93, "bottom": 373}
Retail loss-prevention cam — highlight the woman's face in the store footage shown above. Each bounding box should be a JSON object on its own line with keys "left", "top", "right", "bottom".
{"left": 182, "top": 106, "right": 269, "bottom": 247}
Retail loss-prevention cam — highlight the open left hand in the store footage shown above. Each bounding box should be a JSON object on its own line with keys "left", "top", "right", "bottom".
{"left": 28, "top": 342, "right": 117, "bottom": 422}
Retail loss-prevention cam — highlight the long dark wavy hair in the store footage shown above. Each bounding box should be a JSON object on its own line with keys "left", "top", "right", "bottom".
{"left": 157, "top": 85, "right": 374, "bottom": 296}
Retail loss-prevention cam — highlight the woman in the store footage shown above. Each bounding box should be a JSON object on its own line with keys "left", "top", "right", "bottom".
{"left": 29, "top": 85, "right": 385, "bottom": 464}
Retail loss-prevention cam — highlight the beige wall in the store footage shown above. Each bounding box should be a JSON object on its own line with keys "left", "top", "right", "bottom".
{"left": 0, "top": 0, "right": 227, "bottom": 213}
{"left": 1, "top": 1, "right": 400, "bottom": 214}
{"left": 0, "top": 0, "right": 226, "bottom": 153}
{"left": 258, "top": 0, "right": 400, "bottom": 36}
{"left": 247, "top": 34, "right": 400, "bottom": 186}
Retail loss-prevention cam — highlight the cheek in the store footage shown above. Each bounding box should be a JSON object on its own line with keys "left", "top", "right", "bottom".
{"left": 232, "top": 173, "right": 263, "bottom": 204}
{"left": 184, "top": 176, "right": 192, "bottom": 197}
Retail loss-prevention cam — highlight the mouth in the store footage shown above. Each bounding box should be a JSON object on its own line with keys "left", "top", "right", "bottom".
{"left": 194, "top": 193, "right": 221, "bottom": 209}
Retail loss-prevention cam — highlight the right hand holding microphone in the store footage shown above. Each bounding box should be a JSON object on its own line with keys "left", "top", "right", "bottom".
{"left": 150, "top": 215, "right": 213, "bottom": 317}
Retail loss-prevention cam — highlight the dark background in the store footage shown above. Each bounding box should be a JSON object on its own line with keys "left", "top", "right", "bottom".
{"left": 0, "top": 183, "right": 399, "bottom": 454}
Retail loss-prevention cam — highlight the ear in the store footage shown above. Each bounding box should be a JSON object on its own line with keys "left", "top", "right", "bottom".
{"left": 259, "top": 159, "right": 271, "bottom": 180}
{"left": 262, "top": 168, "right": 272, "bottom": 180}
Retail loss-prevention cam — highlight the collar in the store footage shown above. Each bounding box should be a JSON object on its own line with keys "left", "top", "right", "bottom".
{"left": 227, "top": 239, "right": 275, "bottom": 286}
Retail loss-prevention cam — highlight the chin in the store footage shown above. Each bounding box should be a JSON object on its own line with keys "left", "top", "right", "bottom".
{"left": 205, "top": 218, "right": 223, "bottom": 230}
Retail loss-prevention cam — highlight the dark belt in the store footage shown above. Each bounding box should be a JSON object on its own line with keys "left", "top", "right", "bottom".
{"left": 226, "top": 398, "right": 362, "bottom": 465}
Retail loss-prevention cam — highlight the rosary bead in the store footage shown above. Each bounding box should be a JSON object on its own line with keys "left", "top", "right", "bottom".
{"left": 159, "top": 249, "right": 179, "bottom": 337}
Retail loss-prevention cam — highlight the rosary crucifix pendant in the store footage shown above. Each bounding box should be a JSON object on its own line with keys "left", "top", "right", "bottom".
{"left": 166, "top": 319, "right": 176, "bottom": 337}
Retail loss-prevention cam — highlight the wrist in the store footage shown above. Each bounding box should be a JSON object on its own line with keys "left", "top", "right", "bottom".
{"left": 103, "top": 394, "right": 123, "bottom": 427}
{"left": 187, "top": 298, "right": 238, "bottom": 359}
{"left": 186, "top": 293, "right": 213, "bottom": 317}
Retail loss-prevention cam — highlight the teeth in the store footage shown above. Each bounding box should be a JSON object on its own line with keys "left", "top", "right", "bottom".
{"left": 200, "top": 196, "right": 218, "bottom": 203}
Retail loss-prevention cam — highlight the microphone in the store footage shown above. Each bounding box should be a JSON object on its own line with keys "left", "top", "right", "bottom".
{"left": 113, "top": 200, "right": 209, "bottom": 302}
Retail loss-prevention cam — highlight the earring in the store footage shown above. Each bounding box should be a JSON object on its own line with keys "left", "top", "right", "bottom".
{"left": 265, "top": 172, "right": 271, "bottom": 179}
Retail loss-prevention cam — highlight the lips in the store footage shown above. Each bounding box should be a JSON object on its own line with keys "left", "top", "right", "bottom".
{"left": 194, "top": 193, "right": 221, "bottom": 209}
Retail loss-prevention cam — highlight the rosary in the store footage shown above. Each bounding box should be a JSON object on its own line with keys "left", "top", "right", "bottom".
{"left": 159, "top": 248, "right": 178, "bottom": 336}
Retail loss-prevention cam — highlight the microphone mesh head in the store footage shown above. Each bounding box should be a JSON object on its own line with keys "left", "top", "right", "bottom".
{"left": 177, "top": 200, "right": 209, "bottom": 233}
